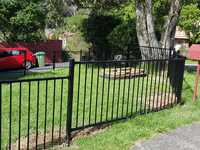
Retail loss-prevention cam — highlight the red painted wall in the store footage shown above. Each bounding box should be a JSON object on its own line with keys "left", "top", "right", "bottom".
{"left": 0, "top": 40, "right": 62, "bottom": 63}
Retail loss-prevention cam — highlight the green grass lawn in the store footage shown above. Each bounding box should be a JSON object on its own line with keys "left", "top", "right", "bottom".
{"left": 69, "top": 69, "right": 200, "bottom": 150}
{"left": 185, "top": 59, "right": 198, "bottom": 64}
{"left": 0, "top": 65, "right": 199, "bottom": 150}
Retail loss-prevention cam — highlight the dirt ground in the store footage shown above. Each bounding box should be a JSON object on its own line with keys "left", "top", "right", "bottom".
{"left": 9, "top": 124, "right": 110, "bottom": 150}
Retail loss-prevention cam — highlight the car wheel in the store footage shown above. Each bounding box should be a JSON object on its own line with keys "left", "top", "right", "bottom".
{"left": 22, "top": 61, "right": 32, "bottom": 69}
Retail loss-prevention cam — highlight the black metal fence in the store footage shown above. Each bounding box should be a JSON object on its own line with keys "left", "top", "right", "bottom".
{"left": 0, "top": 48, "right": 185, "bottom": 149}
{"left": 0, "top": 46, "right": 172, "bottom": 77}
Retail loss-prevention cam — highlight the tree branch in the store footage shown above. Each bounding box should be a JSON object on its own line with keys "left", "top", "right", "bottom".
{"left": 160, "top": 0, "right": 184, "bottom": 48}
{"left": 145, "top": 0, "right": 158, "bottom": 47}
{"left": 134, "top": 0, "right": 149, "bottom": 47}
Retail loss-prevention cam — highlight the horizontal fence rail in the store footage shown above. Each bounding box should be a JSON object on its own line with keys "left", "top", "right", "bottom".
{"left": 0, "top": 47, "right": 174, "bottom": 77}
{"left": 0, "top": 49, "right": 185, "bottom": 149}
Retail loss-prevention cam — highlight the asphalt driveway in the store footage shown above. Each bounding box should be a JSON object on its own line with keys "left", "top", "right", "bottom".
{"left": 0, "top": 62, "right": 69, "bottom": 78}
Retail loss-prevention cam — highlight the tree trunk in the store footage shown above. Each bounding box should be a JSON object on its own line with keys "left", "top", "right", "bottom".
{"left": 134, "top": 0, "right": 184, "bottom": 60}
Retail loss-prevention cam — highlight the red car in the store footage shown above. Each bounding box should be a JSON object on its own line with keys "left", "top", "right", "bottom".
{"left": 0, "top": 48, "right": 36, "bottom": 70}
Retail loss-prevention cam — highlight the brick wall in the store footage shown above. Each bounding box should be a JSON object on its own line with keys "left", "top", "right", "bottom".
{"left": 0, "top": 40, "right": 62, "bottom": 63}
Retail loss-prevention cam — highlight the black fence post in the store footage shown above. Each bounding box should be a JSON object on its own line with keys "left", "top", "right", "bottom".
{"left": 169, "top": 47, "right": 172, "bottom": 59}
{"left": 80, "top": 49, "right": 82, "bottom": 61}
{"left": 53, "top": 51, "right": 56, "bottom": 70}
{"left": 66, "top": 58, "right": 75, "bottom": 146}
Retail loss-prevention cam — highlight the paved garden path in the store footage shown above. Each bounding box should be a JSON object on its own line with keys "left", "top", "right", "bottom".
{"left": 130, "top": 122, "right": 200, "bottom": 150}
{"left": 0, "top": 62, "right": 69, "bottom": 78}
{"left": 185, "top": 64, "right": 197, "bottom": 70}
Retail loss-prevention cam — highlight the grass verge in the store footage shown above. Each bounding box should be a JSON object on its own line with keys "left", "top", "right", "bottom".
{"left": 185, "top": 59, "right": 198, "bottom": 64}
{"left": 1, "top": 66, "right": 199, "bottom": 150}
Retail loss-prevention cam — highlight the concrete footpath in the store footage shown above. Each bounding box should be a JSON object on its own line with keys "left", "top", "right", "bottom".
{"left": 130, "top": 64, "right": 200, "bottom": 150}
{"left": 130, "top": 122, "right": 200, "bottom": 150}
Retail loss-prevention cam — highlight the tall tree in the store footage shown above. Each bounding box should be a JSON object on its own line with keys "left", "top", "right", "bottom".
{"left": 0, "top": 0, "right": 46, "bottom": 43}
{"left": 67, "top": 0, "right": 185, "bottom": 58}
{"left": 178, "top": 3, "right": 200, "bottom": 45}
{"left": 135, "top": 0, "right": 184, "bottom": 49}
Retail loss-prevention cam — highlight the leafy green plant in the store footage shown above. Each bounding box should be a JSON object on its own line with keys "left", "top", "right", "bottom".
{"left": 67, "top": 32, "right": 90, "bottom": 52}
{"left": 0, "top": 0, "right": 46, "bottom": 43}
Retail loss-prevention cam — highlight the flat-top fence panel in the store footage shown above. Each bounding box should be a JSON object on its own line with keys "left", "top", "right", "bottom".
{"left": 71, "top": 58, "right": 185, "bottom": 132}
{"left": 0, "top": 77, "right": 69, "bottom": 150}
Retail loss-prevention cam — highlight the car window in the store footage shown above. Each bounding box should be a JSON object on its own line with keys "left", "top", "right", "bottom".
{"left": 11, "top": 50, "right": 20, "bottom": 56}
{"left": 0, "top": 51, "right": 11, "bottom": 58}
{"left": 19, "top": 50, "right": 26, "bottom": 54}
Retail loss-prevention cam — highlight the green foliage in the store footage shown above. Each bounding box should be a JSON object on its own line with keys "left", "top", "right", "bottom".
{"left": 0, "top": 0, "right": 46, "bottom": 43}
{"left": 67, "top": 32, "right": 90, "bottom": 51}
{"left": 80, "top": 14, "right": 122, "bottom": 60}
{"left": 45, "top": 0, "right": 65, "bottom": 28}
{"left": 77, "top": 9, "right": 90, "bottom": 15}
{"left": 152, "top": 0, "right": 171, "bottom": 39}
{"left": 108, "top": 17, "right": 140, "bottom": 59}
{"left": 64, "top": 15, "right": 88, "bottom": 33}
{"left": 62, "top": 50, "right": 72, "bottom": 62}
{"left": 178, "top": 4, "right": 200, "bottom": 45}
{"left": 51, "top": 33, "right": 59, "bottom": 40}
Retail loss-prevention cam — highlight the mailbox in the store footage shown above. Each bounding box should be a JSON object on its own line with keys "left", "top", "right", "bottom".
{"left": 188, "top": 44, "right": 200, "bottom": 102}
{"left": 188, "top": 44, "right": 200, "bottom": 60}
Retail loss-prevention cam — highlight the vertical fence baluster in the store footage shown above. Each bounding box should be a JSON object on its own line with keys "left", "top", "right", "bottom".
{"left": 36, "top": 81, "right": 39, "bottom": 149}
{"left": 89, "top": 63, "right": 94, "bottom": 125}
{"left": 106, "top": 63, "right": 111, "bottom": 121}
{"left": 117, "top": 63, "right": 121, "bottom": 118}
{"left": 144, "top": 61, "right": 150, "bottom": 113}
{"left": 168, "top": 59, "right": 173, "bottom": 107}
{"left": 149, "top": 61, "right": 154, "bottom": 112}
{"left": 131, "top": 62, "right": 137, "bottom": 116}
{"left": 112, "top": 63, "right": 116, "bottom": 120}
{"left": 126, "top": 65, "right": 131, "bottom": 116}
{"left": 160, "top": 60, "right": 166, "bottom": 109}
{"left": 156, "top": 61, "right": 162, "bottom": 111}
{"left": 27, "top": 81, "right": 31, "bottom": 150}
{"left": 52, "top": 79, "right": 56, "bottom": 147}
{"left": 136, "top": 62, "right": 141, "bottom": 114}
{"left": 59, "top": 79, "right": 63, "bottom": 145}
{"left": 101, "top": 63, "right": 105, "bottom": 122}
{"left": 76, "top": 64, "right": 81, "bottom": 127}
{"left": 152, "top": 61, "right": 158, "bottom": 110}
{"left": 95, "top": 64, "right": 100, "bottom": 124}
{"left": 83, "top": 63, "right": 87, "bottom": 126}
{"left": 9, "top": 83, "right": 12, "bottom": 150}
{"left": 66, "top": 59, "right": 75, "bottom": 146}
{"left": 18, "top": 82, "right": 22, "bottom": 150}
{"left": 44, "top": 80, "right": 48, "bottom": 149}
{"left": 122, "top": 65, "right": 127, "bottom": 117}
{"left": 164, "top": 61, "right": 169, "bottom": 109}
{"left": 140, "top": 61, "right": 145, "bottom": 114}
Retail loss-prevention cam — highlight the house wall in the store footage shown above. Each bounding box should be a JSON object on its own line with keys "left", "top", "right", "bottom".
{"left": 174, "top": 38, "right": 190, "bottom": 57}
{"left": 0, "top": 40, "right": 62, "bottom": 63}
{"left": 174, "top": 26, "right": 190, "bottom": 57}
